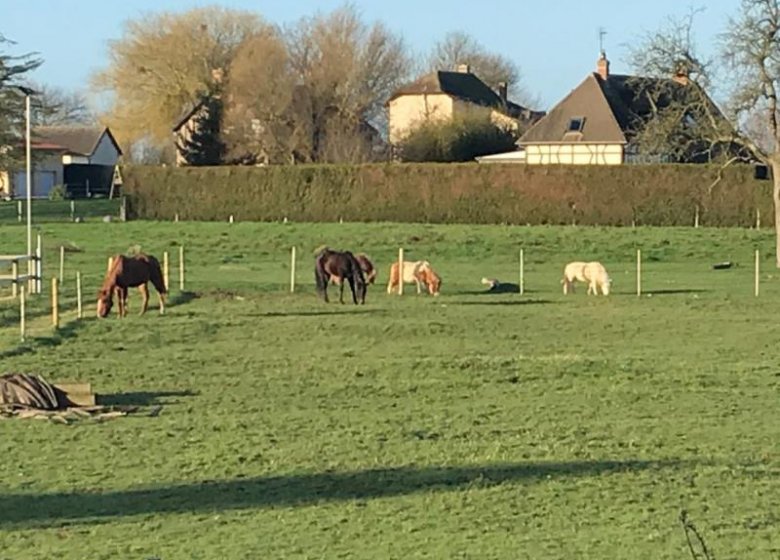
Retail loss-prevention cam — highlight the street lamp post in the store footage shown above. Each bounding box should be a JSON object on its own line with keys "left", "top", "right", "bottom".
{"left": 15, "top": 86, "right": 35, "bottom": 293}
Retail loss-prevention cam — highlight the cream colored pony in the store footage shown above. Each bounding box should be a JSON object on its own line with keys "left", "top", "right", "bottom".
{"left": 562, "top": 261, "right": 611, "bottom": 296}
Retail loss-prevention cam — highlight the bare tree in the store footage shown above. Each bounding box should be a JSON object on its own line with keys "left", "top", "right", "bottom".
{"left": 223, "top": 25, "right": 298, "bottom": 164}
{"left": 427, "top": 31, "right": 536, "bottom": 106}
{"left": 29, "top": 84, "right": 95, "bottom": 126}
{"left": 283, "top": 5, "right": 412, "bottom": 162}
{"left": 722, "top": 0, "right": 780, "bottom": 266}
{"left": 92, "top": 7, "right": 264, "bottom": 154}
{"left": 622, "top": 8, "right": 749, "bottom": 164}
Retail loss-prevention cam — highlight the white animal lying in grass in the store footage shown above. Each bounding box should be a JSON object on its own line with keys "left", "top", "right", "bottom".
{"left": 562, "top": 261, "right": 611, "bottom": 296}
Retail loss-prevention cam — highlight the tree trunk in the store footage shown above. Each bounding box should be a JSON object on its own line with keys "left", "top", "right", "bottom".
{"left": 773, "top": 156, "right": 780, "bottom": 267}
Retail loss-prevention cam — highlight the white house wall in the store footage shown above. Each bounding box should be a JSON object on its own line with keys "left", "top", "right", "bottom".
{"left": 524, "top": 143, "right": 623, "bottom": 165}
{"left": 89, "top": 132, "right": 120, "bottom": 166}
{"left": 388, "top": 94, "right": 453, "bottom": 144}
{"left": 11, "top": 153, "right": 63, "bottom": 197}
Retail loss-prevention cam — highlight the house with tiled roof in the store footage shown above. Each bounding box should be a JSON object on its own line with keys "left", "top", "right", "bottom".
{"left": 518, "top": 52, "right": 746, "bottom": 165}
{"left": 387, "top": 64, "right": 544, "bottom": 145}
{"left": 0, "top": 126, "right": 122, "bottom": 198}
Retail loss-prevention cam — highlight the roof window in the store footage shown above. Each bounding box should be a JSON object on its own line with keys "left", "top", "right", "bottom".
{"left": 568, "top": 117, "right": 585, "bottom": 132}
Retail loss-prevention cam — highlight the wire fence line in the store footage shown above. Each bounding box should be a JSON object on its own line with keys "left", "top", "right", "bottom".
{"left": 0, "top": 198, "right": 124, "bottom": 224}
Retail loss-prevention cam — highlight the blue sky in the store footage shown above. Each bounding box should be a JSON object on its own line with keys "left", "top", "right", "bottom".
{"left": 2, "top": 0, "right": 739, "bottom": 108}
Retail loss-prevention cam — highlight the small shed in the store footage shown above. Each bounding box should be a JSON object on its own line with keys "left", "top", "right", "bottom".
{"left": 10, "top": 126, "right": 123, "bottom": 199}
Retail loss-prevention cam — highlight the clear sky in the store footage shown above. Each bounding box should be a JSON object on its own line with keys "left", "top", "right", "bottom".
{"left": 2, "top": 0, "right": 739, "bottom": 109}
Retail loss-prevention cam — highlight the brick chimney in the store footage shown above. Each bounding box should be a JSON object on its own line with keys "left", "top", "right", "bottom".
{"left": 596, "top": 51, "right": 609, "bottom": 80}
{"left": 498, "top": 81, "right": 508, "bottom": 104}
{"left": 457, "top": 63, "right": 471, "bottom": 74}
{"left": 672, "top": 62, "right": 689, "bottom": 86}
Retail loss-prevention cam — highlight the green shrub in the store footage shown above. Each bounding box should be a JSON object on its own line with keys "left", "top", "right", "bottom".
{"left": 48, "top": 184, "right": 67, "bottom": 201}
{"left": 398, "top": 114, "right": 518, "bottom": 162}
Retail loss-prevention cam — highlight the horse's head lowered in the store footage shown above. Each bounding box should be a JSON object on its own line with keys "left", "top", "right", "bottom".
{"left": 355, "top": 254, "right": 376, "bottom": 285}
{"left": 96, "top": 287, "right": 113, "bottom": 318}
{"left": 421, "top": 267, "right": 442, "bottom": 296}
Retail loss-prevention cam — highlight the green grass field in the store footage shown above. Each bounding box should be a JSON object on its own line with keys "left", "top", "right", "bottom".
{"left": 0, "top": 221, "right": 778, "bottom": 559}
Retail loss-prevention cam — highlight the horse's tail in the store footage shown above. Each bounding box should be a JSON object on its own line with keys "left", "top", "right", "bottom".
{"left": 314, "top": 254, "right": 328, "bottom": 295}
{"left": 147, "top": 255, "right": 168, "bottom": 295}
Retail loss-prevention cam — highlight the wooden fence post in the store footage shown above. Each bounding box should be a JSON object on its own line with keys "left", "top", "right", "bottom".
{"left": 70, "top": 200, "right": 75, "bottom": 221}
{"left": 17, "top": 200, "right": 22, "bottom": 223}
{"left": 163, "top": 251, "right": 170, "bottom": 291}
{"left": 59, "top": 245, "right": 64, "bottom": 286}
{"left": 107, "top": 256, "right": 114, "bottom": 273}
{"left": 35, "top": 234, "right": 42, "bottom": 295}
{"left": 51, "top": 277, "right": 59, "bottom": 328}
{"left": 397, "top": 248, "right": 404, "bottom": 295}
{"left": 76, "top": 271, "right": 83, "bottom": 319}
{"left": 636, "top": 249, "right": 642, "bottom": 297}
{"left": 756, "top": 208, "right": 761, "bottom": 230}
{"left": 11, "top": 260, "right": 18, "bottom": 298}
{"left": 20, "top": 286, "right": 26, "bottom": 342}
{"left": 290, "top": 246, "right": 297, "bottom": 293}
{"left": 179, "top": 245, "right": 185, "bottom": 291}
{"left": 694, "top": 205, "right": 700, "bottom": 228}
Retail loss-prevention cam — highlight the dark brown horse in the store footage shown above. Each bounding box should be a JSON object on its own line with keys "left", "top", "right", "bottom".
{"left": 97, "top": 253, "right": 168, "bottom": 318}
{"left": 315, "top": 248, "right": 366, "bottom": 304}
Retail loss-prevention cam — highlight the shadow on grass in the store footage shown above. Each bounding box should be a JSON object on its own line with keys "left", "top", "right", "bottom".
{"left": 169, "top": 291, "right": 199, "bottom": 307}
{"left": 0, "top": 459, "right": 682, "bottom": 528}
{"left": 259, "top": 309, "right": 386, "bottom": 318}
{"left": 0, "top": 318, "right": 89, "bottom": 359}
{"left": 453, "top": 298, "right": 555, "bottom": 307}
{"left": 646, "top": 289, "right": 709, "bottom": 296}
{"left": 98, "top": 389, "right": 199, "bottom": 407}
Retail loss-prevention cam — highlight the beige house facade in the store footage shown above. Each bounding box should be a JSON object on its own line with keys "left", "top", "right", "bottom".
{"left": 387, "top": 65, "right": 543, "bottom": 145}
{"left": 518, "top": 52, "right": 740, "bottom": 165}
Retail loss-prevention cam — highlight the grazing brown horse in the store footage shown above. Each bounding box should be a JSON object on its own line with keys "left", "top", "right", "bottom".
{"left": 355, "top": 253, "right": 377, "bottom": 286}
{"left": 97, "top": 253, "right": 168, "bottom": 318}
{"left": 315, "top": 248, "right": 366, "bottom": 304}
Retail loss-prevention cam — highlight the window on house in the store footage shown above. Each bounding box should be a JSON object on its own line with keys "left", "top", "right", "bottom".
{"left": 568, "top": 117, "right": 585, "bottom": 132}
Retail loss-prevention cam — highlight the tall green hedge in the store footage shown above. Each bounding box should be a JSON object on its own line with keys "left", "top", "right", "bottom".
{"left": 121, "top": 163, "right": 772, "bottom": 227}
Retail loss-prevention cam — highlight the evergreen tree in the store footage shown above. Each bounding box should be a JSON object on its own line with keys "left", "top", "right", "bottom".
{"left": 175, "top": 96, "right": 226, "bottom": 166}
{"left": 0, "top": 34, "right": 42, "bottom": 172}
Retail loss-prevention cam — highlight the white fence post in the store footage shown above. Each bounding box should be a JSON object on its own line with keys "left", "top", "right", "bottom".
{"left": 290, "top": 246, "right": 297, "bottom": 293}
{"left": 755, "top": 249, "right": 760, "bottom": 297}
{"left": 519, "top": 248, "right": 525, "bottom": 295}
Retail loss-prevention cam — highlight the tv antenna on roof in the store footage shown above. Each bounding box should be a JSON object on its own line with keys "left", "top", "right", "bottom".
{"left": 599, "top": 27, "right": 607, "bottom": 54}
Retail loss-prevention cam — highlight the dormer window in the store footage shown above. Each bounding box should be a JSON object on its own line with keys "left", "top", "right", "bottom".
{"left": 568, "top": 117, "right": 585, "bottom": 132}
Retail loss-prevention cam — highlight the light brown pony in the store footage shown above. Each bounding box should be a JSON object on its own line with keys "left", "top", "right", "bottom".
{"left": 97, "top": 254, "right": 168, "bottom": 318}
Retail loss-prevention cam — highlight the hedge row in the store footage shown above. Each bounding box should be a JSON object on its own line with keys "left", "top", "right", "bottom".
{"left": 121, "top": 163, "right": 773, "bottom": 227}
